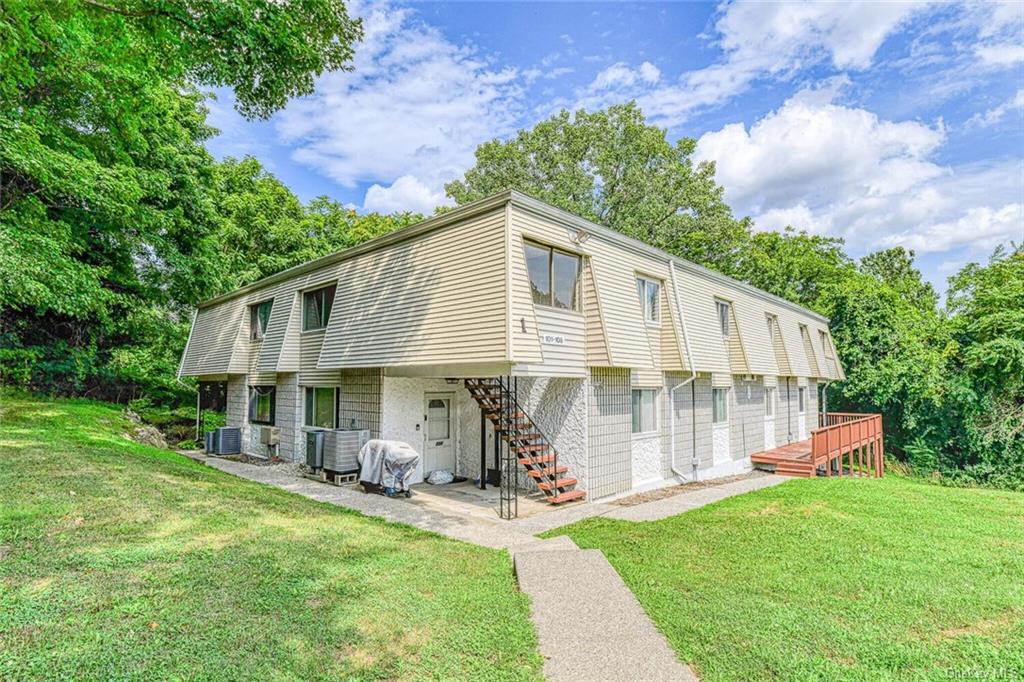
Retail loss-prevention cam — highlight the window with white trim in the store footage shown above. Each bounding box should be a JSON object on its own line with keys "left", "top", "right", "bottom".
{"left": 631, "top": 389, "right": 658, "bottom": 434}
{"left": 820, "top": 330, "right": 834, "bottom": 358}
{"left": 716, "top": 300, "right": 731, "bottom": 337}
{"left": 304, "top": 386, "right": 338, "bottom": 428}
{"left": 636, "top": 277, "right": 660, "bottom": 324}
{"left": 712, "top": 388, "right": 729, "bottom": 424}
{"left": 798, "top": 387, "right": 806, "bottom": 413}
{"left": 764, "top": 387, "right": 775, "bottom": 418}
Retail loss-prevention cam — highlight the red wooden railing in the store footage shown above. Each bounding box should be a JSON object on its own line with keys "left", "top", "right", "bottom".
{"left": 810, "top": 413, "right": 884, "bottom": 477}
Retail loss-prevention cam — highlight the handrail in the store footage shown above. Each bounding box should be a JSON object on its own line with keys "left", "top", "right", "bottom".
{"left": 810, "top": 413, "right": 884, "bottom": 477}
{"left": 494, "top": 377, "right": 561, "bottom": 490}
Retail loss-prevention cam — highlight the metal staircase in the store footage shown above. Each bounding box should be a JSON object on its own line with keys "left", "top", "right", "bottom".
{"left": 464, "top": 378, "right": 585, "bottom": 518}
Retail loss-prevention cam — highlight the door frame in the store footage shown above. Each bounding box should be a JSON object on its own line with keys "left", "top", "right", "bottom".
{"left": 423, "top": 391, "right": 458, "bottom": 474}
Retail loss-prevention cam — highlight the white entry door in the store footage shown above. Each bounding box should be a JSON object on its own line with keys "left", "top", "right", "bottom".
{"left": 423, "top": 394, "right": 455, "bottom": 475}
{"left": 797, "top": 387, "right": 808, "bottom": 440}
{"left": 764, "top": 387, "right": 776, "bottom": 450}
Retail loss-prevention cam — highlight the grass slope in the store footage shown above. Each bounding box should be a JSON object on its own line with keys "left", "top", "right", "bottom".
{"left": 552, "top": 476, "right": 1024, "bottom": 681}
{"left": 0, "top": 394, "right": 541, "bottom": 681}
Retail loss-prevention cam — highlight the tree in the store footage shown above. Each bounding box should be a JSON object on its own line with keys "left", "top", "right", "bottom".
{"left": 0, "top": 0, "right": 361, "bottom": 401}
{"left": 445, "top": 103, "right": 751, "bottom": 274}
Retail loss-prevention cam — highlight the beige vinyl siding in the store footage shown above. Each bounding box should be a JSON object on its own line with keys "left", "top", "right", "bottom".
{"left": 658, "top": 284, "right": 685, "bottom": 372}
{"left": 508, "top": 226, "right": 545, "bottom": 364}
{"left": 275, "top": 292, "right": 302, "bottom": 372}
{"left": 318, "top": 207, "right": 508, "bottom": 368}
{"left": 179, "top": 300, "right": 247, "bottom": 376}
{"left": 800, "top": 325, "right": 822, "bottom": 377}
{"left": 510, "top": 205, "right": 655, "bottom": 369}
{"left": 300, "top": 329, "right": 340, "bottom": 386}
{"left": 255, "top": 293, "right": 291, "bottom": 372}
{"left": 776, "top": 309, "right": 811, "bottom": 377}
{"left": 515, "top": 307, "right": 587, "bottom": 377}
{"left": 732, "top": 295, "right": 778, "bottom": 376}
{"left": 768, "top": 314, "right": 793, "bottom": 376}
{"left": 581, "top": 258, "right": 612, "bottom": 365}
{"left": 672, "top": 267, "right": 730, "bottom": 374}
{"left": 726, "top": 304, "right": 749, "bottom": 374}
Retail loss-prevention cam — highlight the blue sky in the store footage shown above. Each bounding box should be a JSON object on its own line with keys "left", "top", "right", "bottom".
{"left": 207, "top": 0, "right": 1023, "bottom": 292}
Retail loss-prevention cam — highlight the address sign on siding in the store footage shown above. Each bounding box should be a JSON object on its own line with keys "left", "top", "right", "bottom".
{"left": 541, "top": 333, "right": 565, "bottom": 346}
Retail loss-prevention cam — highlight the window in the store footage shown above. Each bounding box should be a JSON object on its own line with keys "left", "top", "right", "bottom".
{"left": 716, "top": 300, "right": 731, "bottom": 337}
{"left": 712, "top": 388, "right": 729, "bottom": 424}
{"left": 249, "top": 300, "right": 273, "bottom": 341}
{"left": 524, "top": 242, "right": 580, "bottom": 311}
{"left": 304, "top": 387, "right": 338, "bottom": 428}
{"left": 766, "top": 314, "right": 776, "bottom": 338}
{"left": 798, "top": 387, "right": 806, "bottom": 413}
{"left": 631, "top": 389, "right": 658, "bottom": 434}
{"left": 764, "top": 388, "right": 775, "bottom": 417}
{"left": 302, "top": 284, "right": 337, "bottom": 331}
{"left": 636, "top": 278, "right": 660, "bottom": 324}
{"left": 248, "top": 386, "right": 276, "bottom": 425}
{"left": 820, "top": 330, "right": 834, "bottom": 358}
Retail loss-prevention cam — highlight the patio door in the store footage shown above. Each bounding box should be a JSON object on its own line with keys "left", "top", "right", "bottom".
{"left": 423, "top": 393, "right": 455, "bottom": 475}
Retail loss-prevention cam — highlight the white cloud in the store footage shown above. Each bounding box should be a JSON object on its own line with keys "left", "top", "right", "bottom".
{"left": 363, "top": 174, "right": 449, "bottom": 214}
{"left": 693, "top": 85, "right": 1021, "bottom": 264}
{"left": 966, "top": 89, "right": 1024, "bottom": 128}
{"left": 975, "top": 43, "right": 1024, "bottom": 67}
{"left": 275, "top": 1, "right": 525, "bottom": 211}
{"left": 882, "top": 203, "right": 1024, "bottom": 253}
{"left": 577, "top": 2, "right": 929, "bottom": 126}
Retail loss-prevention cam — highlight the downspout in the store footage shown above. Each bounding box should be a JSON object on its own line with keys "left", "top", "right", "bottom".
{"left": 669, "top": 262, "right": 699, "bottom": 481}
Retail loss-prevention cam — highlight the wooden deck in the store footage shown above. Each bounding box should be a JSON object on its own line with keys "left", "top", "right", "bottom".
{"left": 751, "top": 413, "right": 884, "bottom": 478}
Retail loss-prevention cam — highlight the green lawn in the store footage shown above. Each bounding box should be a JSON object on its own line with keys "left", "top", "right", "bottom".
{"left": 550, "top": 475, "right": 1024, "bottom": 680}
{"left": 0, "top": 394, "right": 541, "bottom": 681}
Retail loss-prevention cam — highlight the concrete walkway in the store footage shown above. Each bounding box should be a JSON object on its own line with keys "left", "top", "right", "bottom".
{"left": 184, "top": 453, "right": 791, "bottom": 681}
{"left": 511, "top": 537, "right": 697, "bottom": 682}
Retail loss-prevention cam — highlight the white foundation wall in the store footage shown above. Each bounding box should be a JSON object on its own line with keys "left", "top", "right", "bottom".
{"left": 515, "top": 377, "right": 589, "bottom": 493}
{"left": 631, "top": 435, "right": 662, "bottom": 488}
{"left": 379, "top": 376, "right": 483, "bottom": 485}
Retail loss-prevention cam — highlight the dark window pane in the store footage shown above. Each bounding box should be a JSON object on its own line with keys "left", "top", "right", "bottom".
{"left": 305, "top": 387, "right": 314, "bottom": 425}
{"left": 303, "top": 291, "right": 321, "bottom": 331}
{"left": 314, "top": 387, "right": 335, "bottom": 428}
{"left": 322, "top": 285, "right": 336, "bottom": 328}
{"left": 525, "top": 243, "right": 551, "bottom": 306}
{"left": 552, "top": 251, "right": 580, "bottom": 310}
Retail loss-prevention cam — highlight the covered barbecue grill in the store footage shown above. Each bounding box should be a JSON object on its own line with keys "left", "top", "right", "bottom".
{"left": 357, "top": 439, "right": 421, "bottom": 497}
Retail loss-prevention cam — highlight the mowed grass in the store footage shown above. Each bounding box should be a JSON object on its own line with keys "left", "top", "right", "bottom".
{"left": 0, "top": 393, "right": 541, "bottom": 681}
{"left": 551, "top": 476, "right": 1024, "bottom": 681}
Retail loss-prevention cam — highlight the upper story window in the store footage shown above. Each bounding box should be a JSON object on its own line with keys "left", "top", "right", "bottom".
{"left": 716, "top": 300, "right": 731, "bottom": 337}
{"left": 631, "top": 388, "right": 658, "bottom": 434}
{"left": 820, "top": 330, "right": 834, "bottom": 358}
{"left": 766, "top": 314, "right": 777, "bottom": 338}
{"left": 636, "top": 277, "right": 660, "bottom": 324}
{"left": 249, "top": 300, "right": 273, "bottom": 341}
{"left": 302, "top": 284, "right": 336, "bottom": 332}
{"left": 524, "top": 241, "right": 580, "bottom": 311}
{"left": 248, "top": 385, "right": 276, "bottom": 425}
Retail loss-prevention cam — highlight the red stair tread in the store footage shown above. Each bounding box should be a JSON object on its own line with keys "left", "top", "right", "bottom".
{"left": 527, "top": 466, "right": 568, "bottom": 478}
{"left": 548, "top": 489, "right": 586, "bottom": 504}
{"left": 519, "top": 453, "right": 556, "bottom": 464}
{"left": 538, "top": 477, "right": 577, "bottom": 491}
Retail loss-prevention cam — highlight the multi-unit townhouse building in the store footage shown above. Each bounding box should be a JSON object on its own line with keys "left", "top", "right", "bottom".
{"left": 178, "top": 190, "right": 849, "bottom": 505}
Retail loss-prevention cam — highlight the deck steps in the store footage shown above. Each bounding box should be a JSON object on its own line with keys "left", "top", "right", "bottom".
{"left": 465, "top": 378, "right": 586, "bottom": 506}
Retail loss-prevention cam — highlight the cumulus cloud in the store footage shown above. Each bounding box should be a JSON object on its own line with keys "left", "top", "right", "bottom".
{"left": 694, "top": 85, "right": 1021, "bottom": 261}
{"left": 577, "top": 2, "right": 928, "bottom": 126}
{"left": 275, "top": 1, "right": 524, "bottom": 211}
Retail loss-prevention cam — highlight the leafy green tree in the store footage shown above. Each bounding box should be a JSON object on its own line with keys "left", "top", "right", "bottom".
{"left": 445, "top": 102, "right": 751, "bottom": 273}
{"left": 943, "top": 246, "right": 1024, "bottom": 488}
{"left": 0, "top": 0, "right": 361, "bottom": 401}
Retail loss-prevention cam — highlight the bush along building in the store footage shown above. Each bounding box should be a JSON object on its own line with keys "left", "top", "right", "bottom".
{"left": 179, "top": 191, "right": 882, "bottom": 515}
